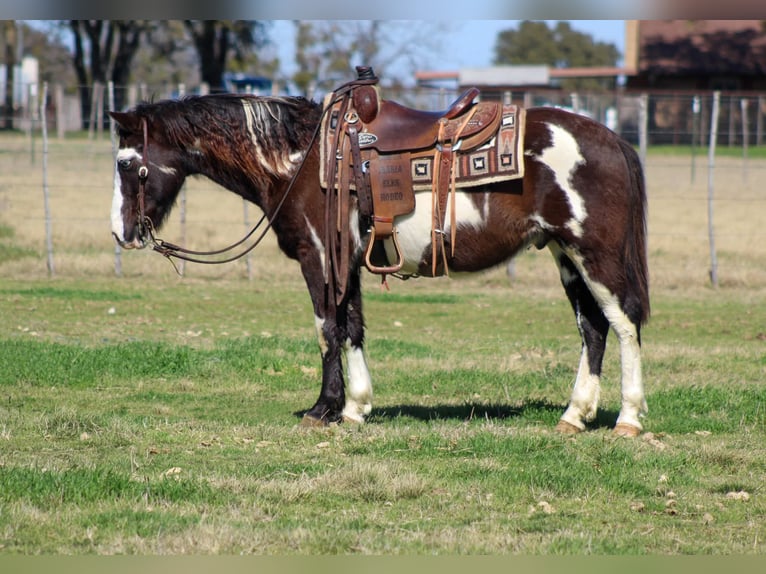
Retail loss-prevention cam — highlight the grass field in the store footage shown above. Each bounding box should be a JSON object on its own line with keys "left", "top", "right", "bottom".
{"left": 0, "top": 133, "right": 765, "bottom": 554}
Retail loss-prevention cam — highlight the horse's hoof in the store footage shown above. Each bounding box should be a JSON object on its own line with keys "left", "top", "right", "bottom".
{"left": 555, "top": 420, "right": 583, "bottom": 435}
{"left": 300, "top": 414, "right": 329, "bottom": 428}
{"left": 613, "top": 422, "right": 641, "bottom": 437}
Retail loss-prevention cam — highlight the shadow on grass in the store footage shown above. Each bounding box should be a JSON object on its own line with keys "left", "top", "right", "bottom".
{"left": 295, "top": 401, "right": 620, "bottom": 431}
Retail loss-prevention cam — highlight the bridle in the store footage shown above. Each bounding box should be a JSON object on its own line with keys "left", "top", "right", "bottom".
{"left": 133, "top": 116, "right": 308, "bottom": 267}
{"left": 128, "top": 77, "right": 377, "bottom": 270}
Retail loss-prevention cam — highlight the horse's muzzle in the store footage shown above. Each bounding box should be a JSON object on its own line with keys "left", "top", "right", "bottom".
{"left": 112, "top": 232, "right": 147, "bottom": 250}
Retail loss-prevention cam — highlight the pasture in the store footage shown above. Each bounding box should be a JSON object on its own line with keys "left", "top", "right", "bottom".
{"left": 1, "top": 132, "right": 765, "bottom": 554}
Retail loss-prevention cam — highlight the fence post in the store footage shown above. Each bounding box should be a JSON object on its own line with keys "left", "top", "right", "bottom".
{"left": 108, "top": 81, "right": 122, "bottom": 277}
{"left": 55, "top": 84, "right": 65, "bottom": 139}
{"left": 690, "top": 96, "right": 700, "bottom": 183}
{"left": 707, "top": 92, "right": 720, "bottom": 288}
{"left": 638, "top": 93, "right": 648, "bottom": 169}
{"left": 740, "top": 98, "right": 748, "bottom": 182}
{"left": 40, "top": 82, "right": 55, "bottom": 277}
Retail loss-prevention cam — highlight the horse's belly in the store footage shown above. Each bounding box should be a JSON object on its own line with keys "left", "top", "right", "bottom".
{"left": 383, "top": 190, "right": 487, "bottom": 275}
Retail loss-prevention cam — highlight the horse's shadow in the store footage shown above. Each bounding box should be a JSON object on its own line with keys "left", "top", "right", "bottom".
{"left": 296, "top": 401, "right": 620, "bottom": 431}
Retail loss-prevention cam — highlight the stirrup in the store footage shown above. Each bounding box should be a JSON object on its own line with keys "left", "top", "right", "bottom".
{"left": 364, "top": 226, "right": 404, "bottom": 275}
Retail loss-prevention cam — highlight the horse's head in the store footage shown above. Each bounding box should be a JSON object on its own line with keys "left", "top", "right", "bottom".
{"left": 109, "top": 110, "right": 187, "bottom": 249}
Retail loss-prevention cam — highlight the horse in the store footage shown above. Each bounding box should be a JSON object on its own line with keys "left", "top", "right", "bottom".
{"left": 109, "top": 90, "right": 650, "bottom": 437}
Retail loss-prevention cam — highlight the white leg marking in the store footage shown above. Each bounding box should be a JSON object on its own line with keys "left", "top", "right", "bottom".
{"left": 560, "top": 246, "right": 646, "bottom": 431}
{"left": 560, "top": 346, "right": 601, "bottom": 430}
{"left": 531, "top": 123, "right": 587, "bottom": 237}
{"left": 342, "top": 340, "right": 373, "bottom": 423}
{"left": 550, "top": 244, "right": 600, "bottom": 430}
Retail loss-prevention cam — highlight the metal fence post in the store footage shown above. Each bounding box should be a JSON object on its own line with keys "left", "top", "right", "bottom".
{"left": 40, "top": 82, "right": 55, "bottom": 277}
{"left": 707, "top": 92, "right": 720, "bottom": 288}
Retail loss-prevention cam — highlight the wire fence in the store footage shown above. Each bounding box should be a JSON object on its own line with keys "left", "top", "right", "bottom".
{"left": 1, "top": 82, "right": 765, "bottom": 288}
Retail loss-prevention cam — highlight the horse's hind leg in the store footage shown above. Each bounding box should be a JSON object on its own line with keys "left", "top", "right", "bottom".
{"left": 552, "top": 244, "right": 646, "bottom": 436}
{"left": 551, "top": 244, "right": 609, "bottom": 433}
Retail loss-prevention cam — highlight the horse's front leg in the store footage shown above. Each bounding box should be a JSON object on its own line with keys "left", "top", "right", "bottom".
{"left": 301, "top": 308, "right": 346, "bottom": 425}
{"left": 298, "top": 235, "right": 372, "bottom": 426}
{"left": 340, "top": 269, "right": 373, "bottom": 424}
{"left": 301, "top": 280, "right": 347, "bottom": 426}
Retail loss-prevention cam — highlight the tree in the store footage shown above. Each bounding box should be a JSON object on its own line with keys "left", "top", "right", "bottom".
{"left": 2, "top": 20, "right": 16, "bottom": 130}
{"left": 183, "top": 20, "right": 270, "bottom": 92}
{"left": 291, "top": 21, "right": 448, "bottom": 97}
{"left": 494, "top": 21, "right": 621, "bottom": 90}
{"left": 69, "top": 20, "right": 149, "bottom": 128}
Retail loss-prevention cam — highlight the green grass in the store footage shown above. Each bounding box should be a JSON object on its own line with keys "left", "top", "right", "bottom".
{"left": 0, "top": 275, "right": 764, "bottom": 554}
{"left": 0, "top": 224, "right": 37, "bottom": 264}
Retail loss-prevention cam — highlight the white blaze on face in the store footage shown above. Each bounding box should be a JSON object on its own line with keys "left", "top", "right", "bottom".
{"left": 111, "top": 148, "right": 141, "bottom": 242}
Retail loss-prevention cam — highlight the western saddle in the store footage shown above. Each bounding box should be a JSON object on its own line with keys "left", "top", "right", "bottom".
{"left": 320, "top": 67, "right": 523, "bottom": 302}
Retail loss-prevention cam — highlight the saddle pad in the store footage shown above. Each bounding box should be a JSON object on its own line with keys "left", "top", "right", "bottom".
{"left": 410, "top": 105, "right": 525, "bottom": 190}
{"left": 319, "top": 97, "right": 525, "bottom": 191}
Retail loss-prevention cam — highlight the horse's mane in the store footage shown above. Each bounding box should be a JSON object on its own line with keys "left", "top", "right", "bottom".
{"left": 132, "top": 94, "right": 322, "bottom": 153}
{"left": 129, "top": 94, "right": 323, "bottom": 187}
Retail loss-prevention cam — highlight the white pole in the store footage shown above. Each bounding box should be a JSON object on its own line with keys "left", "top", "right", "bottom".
{"left": 40, "top": 82, "right": 54, "bottom": 277}
{"left": 638, "top": 93, "right": 648, "bottom": 170}
{"left": 740, "top": 98, "right": 749, "bottom": 183}
{"left": 707, "top": 92, "right": 720, "bottom": 288}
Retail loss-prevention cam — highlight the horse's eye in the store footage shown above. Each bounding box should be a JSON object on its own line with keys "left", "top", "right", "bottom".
{"left": 118, "top": 159, "right": 132, "bottom": 170}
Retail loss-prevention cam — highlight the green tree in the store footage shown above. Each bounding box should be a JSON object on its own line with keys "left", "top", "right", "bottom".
{"left": 494, "top": 20, "right": 621, "bottom": 90}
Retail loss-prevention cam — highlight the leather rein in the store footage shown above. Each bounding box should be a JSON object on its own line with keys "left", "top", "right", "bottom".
{"left": 135, "top": 116, "right": 299, "bottom": 267}
{"left": 132, "top": 79, "right": 376, "bottom": 269}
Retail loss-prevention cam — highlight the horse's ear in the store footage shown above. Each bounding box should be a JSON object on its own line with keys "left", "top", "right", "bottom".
{"left": 109, "top": 111, "right": 141, "bottom": 134}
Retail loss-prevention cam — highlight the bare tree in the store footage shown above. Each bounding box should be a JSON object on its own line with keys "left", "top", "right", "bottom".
{"left": 69, "top": 20, "right": 149, "bottom": 128}
{"left": 183, "top": 20, "right": 270, "bottom": 92}
{"left": 291, "top": 20, "right": 448, "bottom": 96}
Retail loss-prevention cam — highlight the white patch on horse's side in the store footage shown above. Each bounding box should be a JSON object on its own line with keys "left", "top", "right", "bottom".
{"left": 533, "top": 123, "right": 587, "bottom": 238}
{"left": 342, "top": 340, "right": 373, "bottom": 423}
{"left": 385, "top": 189, "right": 485, "bottom": 275}
{"left": 314, "top": 315, "right": 328, "bottom": 357}
{"left": 305, "top": 216, "right": 327, "bottom": 283}
{"left": 557, "top": 244, "right": 646, "bottom": 431}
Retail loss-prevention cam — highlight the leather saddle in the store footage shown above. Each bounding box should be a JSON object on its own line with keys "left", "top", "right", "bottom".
{"left": 320, "top": 67, "right": 516, "bottom": 301}
{"left": 358, "top": 87, "right": 501, "bottom": 152}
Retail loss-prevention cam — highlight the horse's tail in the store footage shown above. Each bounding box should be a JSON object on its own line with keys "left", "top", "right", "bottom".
{"left": 618, "top": 138, "right": 650, "bottom": 326}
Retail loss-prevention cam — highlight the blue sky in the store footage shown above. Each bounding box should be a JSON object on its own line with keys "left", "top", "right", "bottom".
{"left": 271, "top": 20, "right": 627, "bottom": 78}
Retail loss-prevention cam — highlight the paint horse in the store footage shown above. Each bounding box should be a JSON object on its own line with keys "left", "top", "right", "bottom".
{"left": 109, "top": 85, "right": 650, "bottom": 436}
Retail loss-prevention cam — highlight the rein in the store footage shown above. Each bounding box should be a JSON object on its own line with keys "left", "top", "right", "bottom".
{"left": 136, "top": 116, "right": 304, "bottom": 267}
{"left": 133, "top": 77, "right": 377, "bottom": 270}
